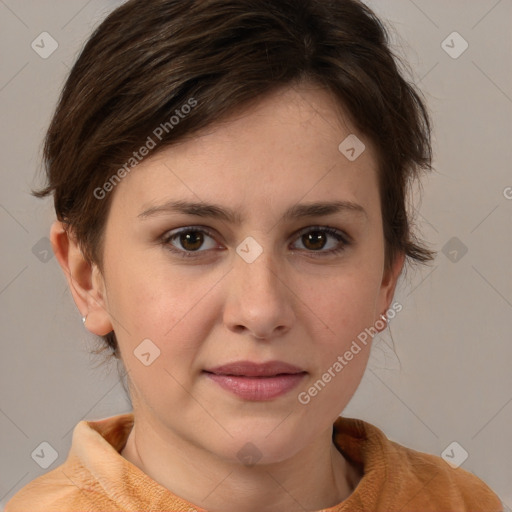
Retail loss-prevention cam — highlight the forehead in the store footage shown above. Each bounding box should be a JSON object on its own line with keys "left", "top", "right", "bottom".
{"left": 108, "top": 85, "right": 380, "bottom": 221}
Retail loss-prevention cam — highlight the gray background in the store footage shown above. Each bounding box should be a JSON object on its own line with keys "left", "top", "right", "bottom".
{"left": 1, "top": 0, "right": 511, "bottom": 509}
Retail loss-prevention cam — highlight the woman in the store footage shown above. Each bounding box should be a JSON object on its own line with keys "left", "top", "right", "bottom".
{"left": 5, "top": 0, "right": 503, "bottom": 510}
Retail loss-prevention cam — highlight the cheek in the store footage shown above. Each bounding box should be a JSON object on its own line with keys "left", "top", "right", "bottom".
{"left": 304, "top": 264, "right": 382, "bottom": 342}
{"left": 106, "top": 259, "right": 223, "bottom": 366}
{"left": 294, "top": 273, "right": 380, "bottom": 416}
{"left": 296, "top": 261, "right": 382, "bottom": 385}
{"left": 109, "top": 270, "right": 208, "bottom": 408}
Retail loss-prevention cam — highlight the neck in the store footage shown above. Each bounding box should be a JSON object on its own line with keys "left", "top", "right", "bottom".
{"left": 120, "top": 415, "right": 361, "bottom": 512}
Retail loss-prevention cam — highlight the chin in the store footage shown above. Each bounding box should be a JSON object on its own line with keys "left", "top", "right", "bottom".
{"left": 208, "top": 419, "right": 307, "bottom": 466}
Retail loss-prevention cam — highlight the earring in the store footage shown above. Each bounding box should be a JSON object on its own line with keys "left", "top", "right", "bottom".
{"left": 82, "top": 315, "right": 87, "bottom": 325}
{"left": 380, "top": 314, "right": 387, "bottom": 323}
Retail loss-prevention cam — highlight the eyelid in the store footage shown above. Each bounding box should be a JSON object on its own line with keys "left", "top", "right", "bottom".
{"left": 294, "top": 224, "right": 352, "bottom": 244}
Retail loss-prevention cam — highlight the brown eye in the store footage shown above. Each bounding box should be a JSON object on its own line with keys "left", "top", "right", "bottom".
{"left": 163, "top": 227, "right": 218, "bottom": 258}
{"left": 179, "top": 231, "right": 204, "bottom": 251}
{"left": 302, "top": 231, "right": 328, "bottom": 251}
{"left": 291, "top": 226, "right": 350, "bottom": 256}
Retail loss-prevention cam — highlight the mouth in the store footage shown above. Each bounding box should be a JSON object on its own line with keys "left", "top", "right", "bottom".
{"left": 202, "top": 360, "right": 307, "bottom": 400}
{"left": 203, "top": 360, "right": 306, "bottom": 377}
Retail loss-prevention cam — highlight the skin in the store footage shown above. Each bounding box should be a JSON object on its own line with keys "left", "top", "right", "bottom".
{"left": 51, "top": 83, "right": 404, "bottom": 512}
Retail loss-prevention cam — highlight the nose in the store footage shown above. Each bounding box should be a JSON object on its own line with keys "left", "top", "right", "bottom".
{"left": 223, "top": 240, "right": 295, "bottom": 341}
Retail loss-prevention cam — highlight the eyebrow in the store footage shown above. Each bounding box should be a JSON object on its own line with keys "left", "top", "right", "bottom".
{"left": 137, "top": 199, "right": 367, "bottom": 223}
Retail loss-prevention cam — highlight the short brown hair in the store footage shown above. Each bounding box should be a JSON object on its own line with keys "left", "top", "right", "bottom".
{"left": 33, "top": 0, "right": 436, "bottom": 361}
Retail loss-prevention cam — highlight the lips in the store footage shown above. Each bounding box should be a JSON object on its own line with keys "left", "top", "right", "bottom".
{"left": 204, "top": 360, "right": 306, "bottom": 377}
{"left": 203, "top": 360, "right": 307, "bottom": 401}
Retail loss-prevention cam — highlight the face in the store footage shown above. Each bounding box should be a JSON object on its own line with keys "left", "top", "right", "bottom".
{"left": 66, "top": 84, "right": 402, "bottom": 464}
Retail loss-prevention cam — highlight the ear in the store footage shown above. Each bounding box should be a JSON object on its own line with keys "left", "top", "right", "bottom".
{"left": 50, "top": 220, "right": 113, "bottom": 336}
{"left": 376, "top": 250, "right": 405, "bottom": 331}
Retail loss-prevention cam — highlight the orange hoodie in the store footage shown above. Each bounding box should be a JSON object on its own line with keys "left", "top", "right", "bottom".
{"left": 4, "top": 413, "right": 503, "bottom": 512}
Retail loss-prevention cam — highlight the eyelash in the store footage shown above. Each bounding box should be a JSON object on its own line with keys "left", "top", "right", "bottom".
{"left": 161, "top": 225, "right": 351, "bottom": 259}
